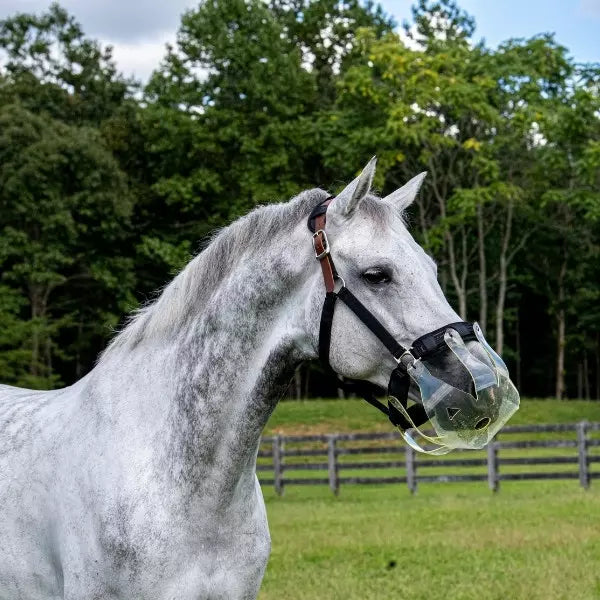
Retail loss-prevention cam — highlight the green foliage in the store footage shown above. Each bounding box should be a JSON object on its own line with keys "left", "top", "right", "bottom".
{"left": 0, "top": 1, "right": 598, "bottom": 397}
{"left": 0, "top": 2, "right": 133, "bottom": 125}
{"left": 0, "top": 103, "right": 133, "bottom": 387}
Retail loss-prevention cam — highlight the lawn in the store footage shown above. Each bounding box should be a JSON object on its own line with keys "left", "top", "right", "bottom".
{"left": 259, "top": 482, "right": 600, "bottom": 600}
{"left": 264, "top": 398, "right": 600, "bottom": 435}
{"left": 258, "top": 399, "right": 600, "bottom": 599}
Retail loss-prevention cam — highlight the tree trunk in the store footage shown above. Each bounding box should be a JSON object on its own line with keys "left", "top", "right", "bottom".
{"left": 294, "top": 366, "right": 302, "bottom": 400}
{"left": 477, "top": 203, "right": 487, "bottom": 333}
{"left": 555, "top": 256, "right": 567, "bottom": 400}
{"left": 495, "top": 261, "right": 506, "bottom": 355}
{"left": 417, "top": 194, "right": 430, "bottom": 249}
{"left": 583, "top": 352, "right": 590, "bottom": 400}
{"left": 495, "top": 200, "right": 513, "bottom": 356}
{"left": 555, "top": 307, "right": 566, "bottom": 399}
{"left": 428, "top": 164, "right": 467, "bottom": 319}
{"left": 446, "top": 227, "right": 467, "bottom": 319}
{"left": 515, "top": 309, "right": 521, "bottom": 391}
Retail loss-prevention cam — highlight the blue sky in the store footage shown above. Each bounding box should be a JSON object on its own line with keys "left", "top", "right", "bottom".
{"left": 382, "top": 0, "right": 600, "bottom": 64}
{"left": 0, "top": 1, "right": 598, "bottom": 80}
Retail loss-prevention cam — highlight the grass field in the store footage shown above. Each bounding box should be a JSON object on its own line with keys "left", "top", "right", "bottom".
{"left": 264, "top": 398, "right": 600, "bottom": 435}
{"left": 258, "top": 399, "right": 600, "bottom": 599}
{"left": 259, "top": 482, "right": 600, "bottom": 600}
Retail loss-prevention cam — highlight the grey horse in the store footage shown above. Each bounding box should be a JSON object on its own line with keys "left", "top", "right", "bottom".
{"left": 0, "top": 158, "right": 462, "bottom": 599}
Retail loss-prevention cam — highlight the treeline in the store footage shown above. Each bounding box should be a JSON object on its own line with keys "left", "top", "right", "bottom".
{"left": 0, "top": 1, "right": 598, "bottom": 398}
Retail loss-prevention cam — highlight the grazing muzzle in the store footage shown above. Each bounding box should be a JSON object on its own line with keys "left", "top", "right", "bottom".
{"left": 308, "top": 198, "right": 520, "bottom": 455}
{"left": 388, "top": 322, "right": 520, "bottom": 455}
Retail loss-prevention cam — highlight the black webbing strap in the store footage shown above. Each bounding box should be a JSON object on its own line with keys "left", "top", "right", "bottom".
{"left": 318, "top": 291, "right": 393, "bottom": 419}
{"left": 337, "top": 287, "right": 406, "bottom": 359}
{"left": 388, "top": 367, "right": 428, "bottom": 428}
{"left": 318, "top": 292, "right": 338, "bottom": 363}
{"left": 335, "top": 369, "right": 428, "bottom": 429}
{"left": 412, "top": 321, "right": 475, "bottom": 359}
{"left": 317, "top": 286, "right": 426, "bottom": 429}
{"left": 307, "top": 196, "right": 335, "bottom": 233}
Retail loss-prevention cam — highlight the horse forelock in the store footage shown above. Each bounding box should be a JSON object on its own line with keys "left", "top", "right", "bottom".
{"left": 99, "top": 187, "right": 399, "bottom": 360}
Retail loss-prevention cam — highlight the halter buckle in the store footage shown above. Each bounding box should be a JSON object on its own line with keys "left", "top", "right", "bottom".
{"left": 312, "top": 229, "right": 330, "bottom": 260}
{"left": 396, "top": 350, "right": 417, "bottom": 370}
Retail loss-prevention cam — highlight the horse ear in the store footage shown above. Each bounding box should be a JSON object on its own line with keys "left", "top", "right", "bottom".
{"left": 383, "top": 172, "right": 427, "bottom": 212}
{"left": 330, "top": 156, "right": 377, "bottom": 219}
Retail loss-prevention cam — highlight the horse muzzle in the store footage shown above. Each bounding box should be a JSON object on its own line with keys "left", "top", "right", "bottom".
{"left": 388, "top": 323, "right": 520, "bottom": 455}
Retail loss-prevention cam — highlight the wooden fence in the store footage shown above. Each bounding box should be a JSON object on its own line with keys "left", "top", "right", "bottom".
{"left": 257, "top": 421, "right": 600, "bottom": 494}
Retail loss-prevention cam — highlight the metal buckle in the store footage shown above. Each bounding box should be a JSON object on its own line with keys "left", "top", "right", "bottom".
{"left": 312, "top": 229, "right": 330, "bottom": 260}
{"left": 333, "top": 276, "right": 345, "bottom": 293}
{"left": 395, "top": 350, "right": 416, "bottom": 369}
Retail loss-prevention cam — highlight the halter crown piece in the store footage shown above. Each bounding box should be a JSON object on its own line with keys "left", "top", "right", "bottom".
{"left": 307, "top": 197, "right": 520, "bottom": 453}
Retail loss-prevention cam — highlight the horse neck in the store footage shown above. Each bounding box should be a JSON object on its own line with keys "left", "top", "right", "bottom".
{"left": 91, "top": 218, "right": 317, "bottom": 503}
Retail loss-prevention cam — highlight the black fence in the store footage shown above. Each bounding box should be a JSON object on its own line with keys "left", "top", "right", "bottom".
{"left": 257, "top": 422, "right": 600, "bottom": 494}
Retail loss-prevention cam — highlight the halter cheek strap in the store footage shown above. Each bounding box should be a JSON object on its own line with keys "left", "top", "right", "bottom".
{"left": 309, "top": 198, "right": 337, "bottom": 292}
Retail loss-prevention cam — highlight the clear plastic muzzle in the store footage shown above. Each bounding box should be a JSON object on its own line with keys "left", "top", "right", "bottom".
{"left": 392, "top": 323, "right": 520, "bottom": 455}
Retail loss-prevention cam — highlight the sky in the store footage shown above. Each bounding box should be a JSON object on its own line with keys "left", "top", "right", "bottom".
{"left": 0, "top": 0, "right": 598, "bottom": 82}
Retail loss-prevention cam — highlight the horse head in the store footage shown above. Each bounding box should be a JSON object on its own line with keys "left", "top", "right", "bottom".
{"left": 302, "top": 158, "right": 519, "bottom": 454}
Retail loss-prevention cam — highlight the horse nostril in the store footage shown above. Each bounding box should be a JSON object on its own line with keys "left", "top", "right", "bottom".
{"left": 475, "top": 417, "right": 491, "bottom": 430}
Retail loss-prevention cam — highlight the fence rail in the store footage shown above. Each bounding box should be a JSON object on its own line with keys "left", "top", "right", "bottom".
{"left": 257, "top": 421, "right": 600, "bottom": 494}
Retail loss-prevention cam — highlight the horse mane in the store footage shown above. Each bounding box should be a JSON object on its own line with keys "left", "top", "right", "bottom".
{"left": 100, "top": 186, "right": 395, "bottom": 359}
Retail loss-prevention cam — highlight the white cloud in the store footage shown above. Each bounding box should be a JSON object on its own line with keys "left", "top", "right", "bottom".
{"left": 105, "top": 32, "right": 173, "bottom": 83}
{"left": 0, "top": 1, "right": 194, "bottom": 83}
{"left": 398, "top": 25, "right": 423, "bottom": 51}
{"left": 0, "top": 0, "right": 197, "bottom": 42}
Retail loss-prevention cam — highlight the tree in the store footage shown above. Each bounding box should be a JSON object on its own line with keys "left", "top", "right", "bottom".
{"left": 326, "top": 0, "right": 599, "bottom": 396}
{"left": 328, "top": 1, "right": 502, "bottom": 320}
{"left": 270, "top": 0, "right": 394, "bottom": 103}
{"left": 0, "top": 104, "right": 133, "bottom": 388}
{"left": 0, "top": 2, "right": 133, "bottom": 125}
{"left": 530, "top": 80, "right": 600, "bottom": 398}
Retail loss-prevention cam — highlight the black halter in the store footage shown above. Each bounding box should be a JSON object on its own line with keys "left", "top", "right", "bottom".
{"left": 308, "top": 198, "right": 477, "bottom": 430}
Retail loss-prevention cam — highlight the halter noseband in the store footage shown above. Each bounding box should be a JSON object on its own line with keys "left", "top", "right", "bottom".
{"left": 308, "top": 197, "right": 477, "bottom": 430}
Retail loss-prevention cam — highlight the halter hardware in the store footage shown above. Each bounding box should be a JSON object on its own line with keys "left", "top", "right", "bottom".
{"left": 312, "top": 230, "right": 330, "bottom": 259}
{"left": 396, "top": 350, "right": 417, "bottom": 369}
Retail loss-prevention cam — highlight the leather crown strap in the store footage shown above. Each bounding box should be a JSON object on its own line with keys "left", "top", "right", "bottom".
{"left": 308, "top": 198, "right": 477, "bottom": 430}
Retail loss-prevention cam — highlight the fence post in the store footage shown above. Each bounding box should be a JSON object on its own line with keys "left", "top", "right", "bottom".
{"left": 487, "top": 439, "right": 499, "bottom": 492}
{"left": 577, "top": 421, "right": 590, "bottom": 490}
{"left": 406, "top": 443, "right": 417, "bottom": 494}
{"left": 273, "top": 435, "right": 284, "bottom": 496}
{"left": 327, "top": 434, "right": 339, "bottom": 495}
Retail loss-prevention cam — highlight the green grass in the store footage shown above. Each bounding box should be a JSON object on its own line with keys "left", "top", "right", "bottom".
{"left": 265, "top": 398, "right": 600, "bottom": 435}
{"left": 259, "top": 482, "right": 600, "bottom": 600}
{"left": 258, "top": 400, "right": 600, "bottom": 599}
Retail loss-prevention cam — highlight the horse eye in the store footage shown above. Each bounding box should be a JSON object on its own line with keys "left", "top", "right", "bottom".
{"left": 362, "top": 267, "right": 392, "bottom": 285}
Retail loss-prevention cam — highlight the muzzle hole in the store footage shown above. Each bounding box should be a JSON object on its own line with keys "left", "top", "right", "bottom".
{"left": 475, "top": 417, "right": 491, "bottom": 431}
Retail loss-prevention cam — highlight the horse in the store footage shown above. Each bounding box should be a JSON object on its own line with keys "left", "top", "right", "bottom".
{"left": 0, "top": 158, "right": 466, "bottom": 599}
